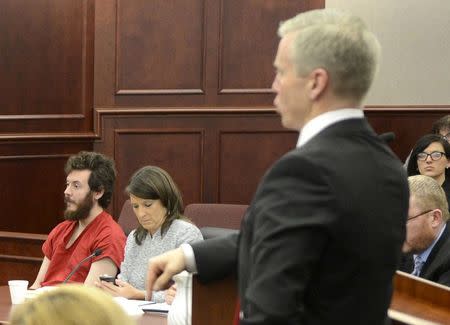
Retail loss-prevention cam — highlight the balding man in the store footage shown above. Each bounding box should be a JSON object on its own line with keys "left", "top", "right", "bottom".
{"left": 400, "top": 175, "right": 450, "bottom": 286}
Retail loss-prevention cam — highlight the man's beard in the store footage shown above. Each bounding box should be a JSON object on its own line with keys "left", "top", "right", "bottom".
{"left": 64, "top": 191, "right": 94, "bottom": 221}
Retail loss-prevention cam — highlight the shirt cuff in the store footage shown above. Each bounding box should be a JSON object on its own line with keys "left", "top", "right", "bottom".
{"left": 180, "top": 243, "right": 198, "bottom": 273}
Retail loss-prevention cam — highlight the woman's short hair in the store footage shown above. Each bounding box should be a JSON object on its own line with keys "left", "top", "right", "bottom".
{"left": 126, "top": 165, "right": 186, "bottom": 245}
{"left": 9, "top": 285, "right": 135, "bottom": 325}
{"left": 407, "top": 134, "right": 450, "bottom": 176}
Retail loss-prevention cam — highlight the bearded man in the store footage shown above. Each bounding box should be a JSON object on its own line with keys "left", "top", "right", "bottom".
{"left": 31, "top": 151, "right": 126, "bottom": 288}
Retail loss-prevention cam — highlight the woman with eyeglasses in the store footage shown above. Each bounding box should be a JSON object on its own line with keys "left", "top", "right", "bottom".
{"left": 407, "top": 134, "right": 450, "bottom": 207}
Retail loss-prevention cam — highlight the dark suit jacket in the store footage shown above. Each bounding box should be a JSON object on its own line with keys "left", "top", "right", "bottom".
{"left": 192, "top": 118, "right": 409, "bottom": 325}
{"left": 400, "top": 222, "right": 450, "bottom": 286}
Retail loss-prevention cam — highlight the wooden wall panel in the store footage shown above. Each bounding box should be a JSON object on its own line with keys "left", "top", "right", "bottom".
{"left": 0, "top": 155, "right": 67, "bottom": 233}
{"left": 116, "top": 0, "right": 205, "bottom": 95}
{"left": 0, "top": 0, "right": 95, "bottom": 134}
{"left": 365, "top": 109, "right": 449, "bottom": 161}
{"left": 95, "top": 0, "right": 325, "bottom": 108}
{"left": 0, "top": 140, "right": 93, "bottom": 234}
{"left": 219, "top": 0, "right": 319, "bottom": 94}
{"left": 218, "top": 131, "right": 296, "bottom": 203}
{"left": 0, "top": 232, "right": 46, "bottom": 285}
{"left": 113, "top": 129, "right": 204, "bottom": 216}
{"left": 94, "top": 109, "right": 298, "bottom": 217}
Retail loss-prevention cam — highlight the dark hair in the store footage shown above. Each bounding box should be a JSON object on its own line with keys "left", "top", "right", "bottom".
{"left": 126, "top": 166, "right": 186, "bottom": 245}
{"left": 65, "top": 151, "right": 116, "bottom": 209}
{"left": 431, "top": 115, "right": 450, "bottom": 134}
{"left": 407, "top": 134, "right": 450, "bottom": 177}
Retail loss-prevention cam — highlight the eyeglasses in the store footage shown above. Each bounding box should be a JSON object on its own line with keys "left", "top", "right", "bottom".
{"left": 407, "top": 209, "right": 433, "bottom": 222}
{"left": 416, "top": 151, "right": 446, "bottom": 161}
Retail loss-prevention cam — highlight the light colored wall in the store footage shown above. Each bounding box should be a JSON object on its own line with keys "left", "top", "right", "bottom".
{"left": 326, "top": 0, "right": 450, "bottom": 105}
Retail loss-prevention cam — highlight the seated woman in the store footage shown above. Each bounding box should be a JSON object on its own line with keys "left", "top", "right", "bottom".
{"left": 407, "top": 134, "right": 450, "bottom": 204}
{"left": 96, "top": 165, "right": 203, "bottom": 303}
{"left": 9, "top": 284, "right": 135, "bottom": 325}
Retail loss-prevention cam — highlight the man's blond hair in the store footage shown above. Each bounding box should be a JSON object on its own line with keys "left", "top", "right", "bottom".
{"left": 408, "top": 175, "right": 449, "bottom": 222}
{"left": 278, "top": 9, "right": 381, "bottom": 103}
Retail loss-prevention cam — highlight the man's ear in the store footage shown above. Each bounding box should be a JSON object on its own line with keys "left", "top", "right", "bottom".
{"left": 430, "top": 209, "right": 443, "bottom": 228}
{"left": 93, "top": 187, "right": 105, "bottom": 201}
{"left": 308, "top": 68, "right": 328, "bottom": 100}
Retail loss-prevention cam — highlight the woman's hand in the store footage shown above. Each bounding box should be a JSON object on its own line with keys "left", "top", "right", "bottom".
{"left": 95, "top": 278, "right": 145, "bottom": 300}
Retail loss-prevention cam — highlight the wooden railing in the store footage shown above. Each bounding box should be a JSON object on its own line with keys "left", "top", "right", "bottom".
{"left": 0, "top": 231, "right": 46, "bottom": 285}
{"left": 389, "top": 271, "right": 450, "bottom": 325}
{"left": 192, "top": 271, "right": 450, "bottom": 325}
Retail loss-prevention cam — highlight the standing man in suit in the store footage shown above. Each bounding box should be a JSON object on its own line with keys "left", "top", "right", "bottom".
{"left": 146, "top": 9, "right": 409, "bottom": 325}
{"left": 400, "top": 175, "right": 450, "bottom": 286}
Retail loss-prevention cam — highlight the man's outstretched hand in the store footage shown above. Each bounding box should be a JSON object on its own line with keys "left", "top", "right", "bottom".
{"left": 146, "top": 247, "right": 187, "bottom": 300}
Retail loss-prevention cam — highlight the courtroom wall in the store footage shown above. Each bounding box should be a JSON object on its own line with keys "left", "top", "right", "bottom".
{"left": 0, "top": 0, "right": 448, "bottom": 235}
{"left": 328, "top": 0, "right": 450, "bottom": 159}
{"left": 0, "top": 0, "right": 321, "bottom": 237}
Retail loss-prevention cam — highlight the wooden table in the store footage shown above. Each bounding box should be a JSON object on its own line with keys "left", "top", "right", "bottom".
{"left": 0, "top": 286, "right": 166, "bottom": 325}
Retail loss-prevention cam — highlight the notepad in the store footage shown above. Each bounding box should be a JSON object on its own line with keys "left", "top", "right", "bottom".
{"left": 141, "top": 302, "right": 170, "bottom": 313}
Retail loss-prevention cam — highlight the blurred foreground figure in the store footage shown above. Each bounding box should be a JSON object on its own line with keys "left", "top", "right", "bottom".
{"left": 9, "top": 285, "right": 136, "bottom": 325}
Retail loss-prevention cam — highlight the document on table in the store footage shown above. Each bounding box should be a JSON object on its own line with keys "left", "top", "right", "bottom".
{"left": 113, "top": 297, "right": 170, "bottom": 315}
{"left": 141, "top": 302, "right": 170, "bottom": 313}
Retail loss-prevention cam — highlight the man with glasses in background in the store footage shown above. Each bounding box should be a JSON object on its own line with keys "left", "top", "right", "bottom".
{"left": 400, "top": 175, "right": 450, "bottom": 286}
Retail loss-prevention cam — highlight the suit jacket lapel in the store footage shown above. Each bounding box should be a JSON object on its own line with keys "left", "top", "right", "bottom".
{"left": 421, "top": 224, "right": 449, "bottom": 276}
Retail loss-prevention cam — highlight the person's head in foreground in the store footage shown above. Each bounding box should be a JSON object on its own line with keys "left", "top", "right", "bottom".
{"left": 404, "top": 175, "right": 449, "bottom": 254}
{"left": 272, "top": 8, "right": 380, "bottom": 130}
{"left": 9, "top": 284, "right": 136, "bottom": 325}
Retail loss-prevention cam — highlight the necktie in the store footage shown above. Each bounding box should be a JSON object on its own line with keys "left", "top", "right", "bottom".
{"left": 411, "top": 256, "right": 424, "bottom": 276}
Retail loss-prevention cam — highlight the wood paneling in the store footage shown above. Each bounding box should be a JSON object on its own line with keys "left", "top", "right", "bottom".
{"left": 95, "top": 0, "right": 325, "bottom": 108}
{"left": 219, "top": 0, "right": 319, "bottom": 94}
{"left": 218, "top": 130, "right": 296, "bottom": 203}
{"left": 113, "top": 129, "right": 204, "bottom": 215}
{"left": 0, "top": 140, "right": 92, "bottom": 233}
{"left": 0, "top": 232, "right": 46, "bottom": 285}
{"left": 389, "top": 271, "right": 450, "bottom": 324}
{"left": 116, "top": 0, "right": 205, "bottom": 95}
{"left": 0, "top": 0, "right": 95, "bottom": 134}
{"left": 0, "top": 155, "right": 67, "bottom": 233}
{"left": 192, "top": 274, "right": 237, "bottom": 325}
{"left": 365, "top": 108, "right": 450, "bottom": 161}
{"left": 94, "top": 109, "right": 298, "bottom": 217}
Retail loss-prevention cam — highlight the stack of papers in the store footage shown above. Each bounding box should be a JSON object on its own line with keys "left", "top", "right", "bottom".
{"left": 141, "top": 302, "right": 171, "bottom": 313}
{"left": 113, "top": 298, "right": 170, "bottom": 316}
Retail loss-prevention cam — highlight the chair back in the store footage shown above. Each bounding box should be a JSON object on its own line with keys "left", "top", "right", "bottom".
{"left": 118, "top": 201, "right": 249, "bottom": 238}
{"left": 184, "top": 203, "right": 248, "bottom": 230}
{"left": 117, "top": 199, "right": 139, "bottom": 235}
